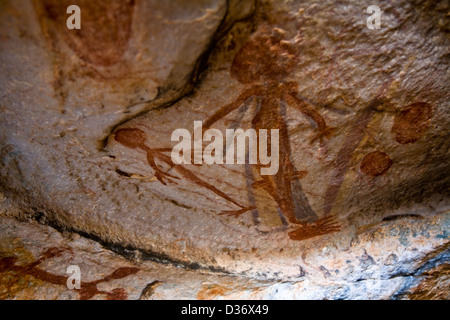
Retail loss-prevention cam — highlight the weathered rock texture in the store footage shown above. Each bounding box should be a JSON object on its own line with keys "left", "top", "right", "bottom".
{"left": 0, "top": 215, "right": 448, "bottom": 300}
{"left": 0, "top": 0, "right": 449, "bottom": 299}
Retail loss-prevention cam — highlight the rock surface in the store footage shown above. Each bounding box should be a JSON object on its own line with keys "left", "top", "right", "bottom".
{"left": 0, "top": 0, "right": 449, "bottom": 298}
{"left": 0, "top": 215, "right": 448, "bottom": 300}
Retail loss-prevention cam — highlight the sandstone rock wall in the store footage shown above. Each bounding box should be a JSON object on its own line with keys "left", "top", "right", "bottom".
{"left": 0, "top": 0, "right": 448, "bottom": 299}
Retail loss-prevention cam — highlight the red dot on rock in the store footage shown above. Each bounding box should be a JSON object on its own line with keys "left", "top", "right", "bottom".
{"left": 392, "top": 102, "right": 433, "bottom": 144}
{"left": 360, "top": 151, "right": 393, "bottom": 177}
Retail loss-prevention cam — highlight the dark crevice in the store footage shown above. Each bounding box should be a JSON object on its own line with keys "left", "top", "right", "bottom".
{"left": 96, "top": 88, "right": 192, "bottom": 151}
{"left": 115, "top": 168, "right": 132, "bottom": 178}
{"left": 390, "top": 243, "right": 450, "bottom": 300}
{"left": 20, "top": 210, "right": 232, "bottom": 276}
{"left": 98, "top": 0, "right": 256, "bottom": 152}
{"left": 139, "top": 280, "right": 163, "bottom": 300}
{"left": 166, "top": 198, "right": 193, "bottom": 210}
{"left": 382, "top": 214, "right": 424, "bottom": 222}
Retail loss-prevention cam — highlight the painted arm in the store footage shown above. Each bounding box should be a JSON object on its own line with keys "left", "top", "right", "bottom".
{"left": 283, "top": 89, "right": 334, "bottom": 142}
{"left": 203, "top": 85, "right": 262, "bottom": 129}
{"left": 283, "top": 90, "right": 328, "bottom": 133}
